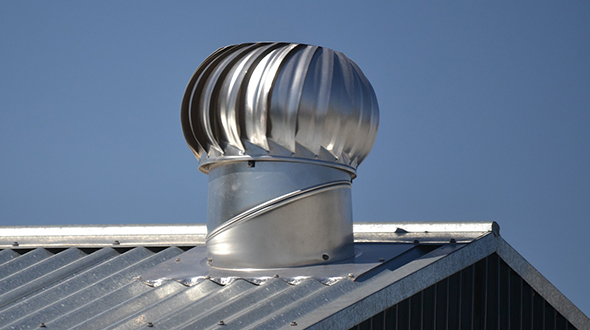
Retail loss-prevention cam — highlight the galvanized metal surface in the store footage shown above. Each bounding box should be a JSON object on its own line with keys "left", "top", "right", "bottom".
{"left": 180, "top": 42, "right": 379, "bottom": 173}
{"left": 206, "top": 161, "right": 355, "bottom": 268}
{"left": 497, "top": 234, "right": 590, "bottom": 329}
{"left": 0, "top": 246, "right": 185, "bottom": 329}
{"left": 182, "top": 43, "right": 379, "bottom": 269}
{"left": 0, "top": 243, "right": 454, "bottom": 330}
{"left": 353, "top": 221, "right": 499, "bottom": 234}
{"left": 138, "top": 243, "right": 425, "bottom": 287}
{"left": 0, "top": 222, "right": 587, "bottom": 330}
{"left": 0, "top": 222, "right": 494, "bottom": 249}
{"left": 0, "top": 224, "right": 207, "bottom": 249}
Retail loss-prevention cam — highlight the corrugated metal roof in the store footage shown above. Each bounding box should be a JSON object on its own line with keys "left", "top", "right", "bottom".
{"left": 0, "top": 222, "right": 587, "bottom": 330}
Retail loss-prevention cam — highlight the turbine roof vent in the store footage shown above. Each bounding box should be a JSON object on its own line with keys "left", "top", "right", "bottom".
{"left": 181, "top": 42, "right": 379, "bottom": 175}
{"left": 181, "top": 42, "right": 379, "bottom": 269}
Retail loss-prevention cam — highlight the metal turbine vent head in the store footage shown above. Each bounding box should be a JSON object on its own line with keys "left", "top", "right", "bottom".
{"left": 181, "top": 42, "right": 379, "bottom": 269}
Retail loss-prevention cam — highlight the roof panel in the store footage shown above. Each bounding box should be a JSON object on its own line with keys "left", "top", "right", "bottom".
{"left": 0, "top": 222, "right": 587, "bottom": 329}
{"left": 0, "top": 247, "right": 184, "bottom": 330}
{"left": 141, "top": 279, "right": 260, "bottom": 329}
{"left": 71, "top": 281, "right": 190, "bottom": 330}
{"left": 0, "top": 249, "right": 19, "bottom": 265}
{"left": 249, "top": 279, "right": 358, "bottom": 330}
{"left": 46, "top": 281, "right": 152, "bottom": 330}
{"left": 0, "top": 248, "right": 90, "bottom": 305}
{"left": 0, "top": 247, "right": 153, "bottom": 327}
{"left": 0, "top": 248, "right": 52, "bottom": 279}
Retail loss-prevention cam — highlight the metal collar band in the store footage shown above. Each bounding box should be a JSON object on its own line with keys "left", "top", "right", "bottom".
{"left": 205, "top": 161, "right": 354, "bottom": 269}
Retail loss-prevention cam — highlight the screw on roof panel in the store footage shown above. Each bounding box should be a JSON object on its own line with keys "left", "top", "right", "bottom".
{"left": 290, "top": 321, "right": 297, "bottom": 326}
{"left": 146, "top": 322, "right": 153, "bottom": 327}
{"left": 39, "top": 323, "right": 46, "bottom": 328}
{"left": 12, "top": 242, "right": 19, "bottom": 247}
{"left": 218, "top": 320, "right": 226, "bottom": 326}
{"left": 113, "top": 240, "right": 120, "bottom": 245}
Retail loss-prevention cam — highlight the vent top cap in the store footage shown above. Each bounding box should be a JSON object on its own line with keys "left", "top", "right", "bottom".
{"left": 181, "top": 42, "right": 379, "bottom": 175}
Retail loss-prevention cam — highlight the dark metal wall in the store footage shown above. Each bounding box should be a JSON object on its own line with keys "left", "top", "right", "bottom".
{"left": 349, "top": 253, "right": 576, "bottom": 330}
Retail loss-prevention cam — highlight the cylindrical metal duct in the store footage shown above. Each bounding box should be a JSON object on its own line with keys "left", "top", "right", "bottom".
{"left": 181, "top": 42, "right": 379, "bottom": 269}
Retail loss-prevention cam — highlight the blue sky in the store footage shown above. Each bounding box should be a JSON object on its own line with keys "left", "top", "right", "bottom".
{"left": 1, "top": 1, "right": 589, "bottom": 316}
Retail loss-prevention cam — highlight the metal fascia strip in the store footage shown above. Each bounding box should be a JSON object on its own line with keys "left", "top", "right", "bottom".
{"left": 302, "top": 233, "right": 499, "bottom": 330}
{"left": 496, "top": 237, "right": 590, "bottom": 329}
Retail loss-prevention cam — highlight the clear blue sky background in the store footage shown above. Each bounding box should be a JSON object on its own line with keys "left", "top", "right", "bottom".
{"left": 1, "top": 1, "right": 589, "bottom": 316}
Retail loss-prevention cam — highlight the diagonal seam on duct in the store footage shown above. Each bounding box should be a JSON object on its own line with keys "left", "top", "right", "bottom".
{"left": 206, "top": 179, "right": 352, "bottom": 241}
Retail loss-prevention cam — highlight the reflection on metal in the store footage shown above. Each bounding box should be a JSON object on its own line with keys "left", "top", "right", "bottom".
{"left": 181, "top": 42, "right": 379, "bottom": 269}
{"left": 139, "top": 222, "right": 497, "bottom": 288}
{"left": 181, "top": 42, "right": 379, "bottom": 172}
{"left": 139, "top": 243, "right": 440, "bottom": 287}
{"left": 205, "top": 161, "right": 355, "bottom": 268}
